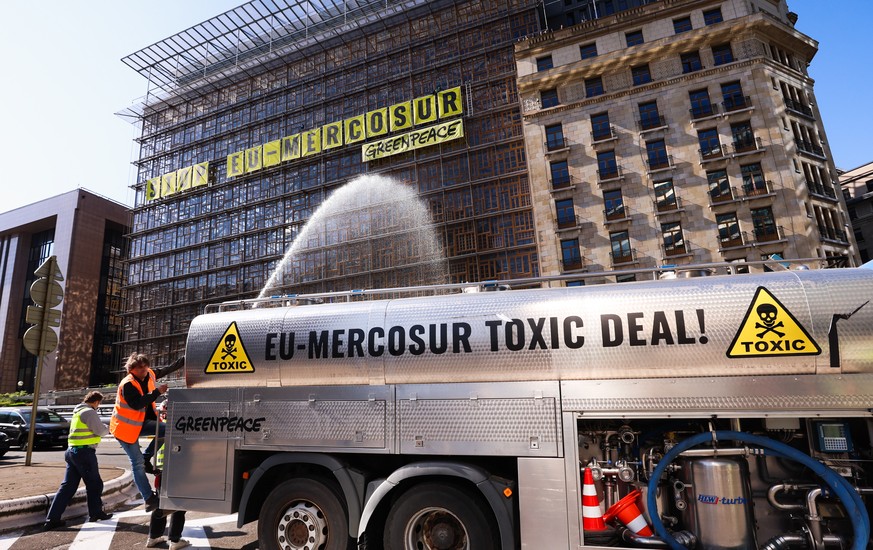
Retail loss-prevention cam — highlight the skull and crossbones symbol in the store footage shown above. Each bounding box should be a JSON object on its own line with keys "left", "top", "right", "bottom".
{"left": 755, "top": 304, "right": 784, "bottom": 338}
{"left": 221, "top": 334, "right": 237, "bottom": 360}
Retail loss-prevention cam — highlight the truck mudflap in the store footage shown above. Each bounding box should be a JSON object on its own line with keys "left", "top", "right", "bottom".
{"left": 237, "top": 452, "right": 365, "bottom": 535}
{"left": 357, "top": 461, "right": 516, "bottom": 550}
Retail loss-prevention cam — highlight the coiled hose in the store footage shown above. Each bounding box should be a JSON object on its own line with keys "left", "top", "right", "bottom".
{"left": 645, "top": 430, "right": 870, "bottom": 550}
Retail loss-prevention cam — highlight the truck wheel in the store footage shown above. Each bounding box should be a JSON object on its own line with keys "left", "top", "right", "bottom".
{"left": 258, "top": 477, "right": 351, "bottom": 550}
{"left": 383, "top": 483, "right": 498, "bottom": 550}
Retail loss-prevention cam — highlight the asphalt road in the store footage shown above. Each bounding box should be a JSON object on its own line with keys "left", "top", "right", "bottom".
{"left": 0, "top": 439, "right": 260, "bottom": 550}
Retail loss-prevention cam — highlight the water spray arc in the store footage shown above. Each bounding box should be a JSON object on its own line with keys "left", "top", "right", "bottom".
{"left": 258, "top": 174, "right": 448, "bottom": 299}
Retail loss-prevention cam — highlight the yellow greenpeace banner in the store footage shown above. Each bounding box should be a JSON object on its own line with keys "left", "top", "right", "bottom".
{"left": 362, "top": 119, "right": 464, "bottom": 162}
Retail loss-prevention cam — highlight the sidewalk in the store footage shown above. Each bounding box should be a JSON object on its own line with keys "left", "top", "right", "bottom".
{"left": 0, "top": 463, "right": 135, "bottom": 532}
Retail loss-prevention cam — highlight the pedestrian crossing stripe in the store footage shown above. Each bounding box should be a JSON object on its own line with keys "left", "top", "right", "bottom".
{"left": 726, "top": 286, "right": 821, "bottom": 358}
{"left": 205, "top": 321, "right": 255, "bottom": 374}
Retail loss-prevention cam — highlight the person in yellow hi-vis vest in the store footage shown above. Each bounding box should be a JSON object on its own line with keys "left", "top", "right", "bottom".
{"left": 146, "top": 401, "right": 189, "bottom": 550}
{"left": 44, "top": 391, "right": 113, "bottom": 530}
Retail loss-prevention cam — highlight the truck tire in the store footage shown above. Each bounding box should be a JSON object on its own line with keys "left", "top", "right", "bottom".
{"left": 383, "top": 482, "right": 498, "bottom": 550}
{"left": 258, "top": 477, "right": 352, "bottom": 550}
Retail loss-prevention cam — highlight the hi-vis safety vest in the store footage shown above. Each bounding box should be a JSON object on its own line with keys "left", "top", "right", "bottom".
{"left": 110, "top": 369, "right": 157, "bottom": 444}
{"left": 69, "top": 404, "right": 102, "bottom": 446}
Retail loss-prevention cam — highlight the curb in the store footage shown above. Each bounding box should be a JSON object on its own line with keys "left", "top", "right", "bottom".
{"left": 0, "top": 468, "right": 136, "bottom": 533}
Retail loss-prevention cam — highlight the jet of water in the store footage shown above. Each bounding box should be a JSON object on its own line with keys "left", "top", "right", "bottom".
{"left": 258, "top": 174, "right": 447, "bottom": 299}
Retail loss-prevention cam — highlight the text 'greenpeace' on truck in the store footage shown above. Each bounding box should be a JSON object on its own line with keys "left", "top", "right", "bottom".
{"left": 160, "top": 264, "right": 873, "bottom": 550}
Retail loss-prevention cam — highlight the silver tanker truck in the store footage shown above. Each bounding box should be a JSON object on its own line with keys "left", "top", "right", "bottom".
{"left": 160, "top": 264, "right": 873, "bottom": 550}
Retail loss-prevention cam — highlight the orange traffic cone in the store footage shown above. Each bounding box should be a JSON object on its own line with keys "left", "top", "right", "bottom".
{"left": 604, "top": 489, "right": 653, "bottom": 536}
{"left": 581, "top": 468, "right": 607, "bottom": 531}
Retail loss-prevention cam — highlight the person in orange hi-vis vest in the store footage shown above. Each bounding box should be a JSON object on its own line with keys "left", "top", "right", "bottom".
{"left": 110, "top": 353, "right": 183, "bottom": 512}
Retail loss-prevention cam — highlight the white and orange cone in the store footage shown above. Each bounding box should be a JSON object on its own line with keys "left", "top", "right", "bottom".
{"left": 604, "top": 488, "right": 653, "bottom": 536}
{"left": 581, "top": 468, "right": 607, "bottom": 531}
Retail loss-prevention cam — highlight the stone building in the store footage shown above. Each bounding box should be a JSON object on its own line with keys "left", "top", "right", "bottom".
{"left": 840, "top": 162, "right": 873, "bottom": 264}
{"left": 0, "top": 190, "right": 128, "bottom": 392}
{"left": 516, "top": 0, "right": 858, "bottom": 281}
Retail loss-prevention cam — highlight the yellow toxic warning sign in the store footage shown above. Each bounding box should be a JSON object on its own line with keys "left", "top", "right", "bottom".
{"left": 727, "top": 287, "right": 821, "bottom": 358}
{"left": 205, "top": 321, "right": 255, "bottom": 374}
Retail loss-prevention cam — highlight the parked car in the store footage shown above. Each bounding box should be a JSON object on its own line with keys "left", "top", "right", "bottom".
{"left": 0, "top": 431, "right": 9, "bottom": 458}
{"left": 0, "top": 407, "right": 69, "bottom": 450}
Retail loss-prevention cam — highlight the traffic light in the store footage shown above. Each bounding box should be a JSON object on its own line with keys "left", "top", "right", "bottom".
{"left": 23, "top": 256, "right": 64, "bottom": 356}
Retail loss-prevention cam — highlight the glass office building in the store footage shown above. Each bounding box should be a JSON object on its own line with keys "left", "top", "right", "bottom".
{"left": 120, "top": 0, "right": 542, "bottom": 363}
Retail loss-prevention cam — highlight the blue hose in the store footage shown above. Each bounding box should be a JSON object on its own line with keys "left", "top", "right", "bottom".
{"left": 645, "top": 430, "right": 870, "bottom": 550}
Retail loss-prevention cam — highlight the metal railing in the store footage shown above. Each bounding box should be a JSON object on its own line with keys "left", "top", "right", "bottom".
{"left": 699, "top": 144, "right": 726, "bottom": 161}
{"left": 591, "top": 126, "right": 616, "bottom": 142}
{"left": 797, "top": 139, "right": 825, "bottom": 157}
{"left": 557, "top": 214, "right": 585, "bottom": 230}
{"left": 597, "top": 165, "right": 622, "bottom": 181}
{"left": 731, "top": 136, "right": 762, "bottom": 154}
{"left": 784, "top": 97, "right": 813, "bottom": 117}
{"left": 723, "top": 94, "right": 751, "bottom": 112}
{"left": 718, "top": 231, "right": 748, "bottom": 250}
{"left": 603, "top": 205, "right": 627, "bottom": 222}
{"left": 663, "top": 238, "right": 690, "bottom": 257}
{"left": 561, "top": 256, "right": 587, "bottom": 271}
{"left": 550, "top": 173, "right": 575, "bottom": 190}
{"left": 690, "top": 103, "right": 718, "bottom": 119}
{"left": 742, "top": 179, "right": 773, "bottom": 198}
{"left": 646, "top": 154, "right": 673, "bottom": 171}
{"left": 545, "top": 137, "right": 569, "bottom": 151}
{"left": 807, "top": 180, "right": 836, "bottom": 199}
{"left": 610, "top": 248, "right": 636, "bottom": 265}
{"left": 753, "top": 225, "right": 784, "bottom": 243}
{"left": 654, "top": 196, "right": 682, "bottom": 213}
{"left": 818, "top": 225, "right": 849, "bottom": 243}
{"left": 709, "top": 186, "right": 737, "bottom": 204}
{"left": 638, "top": 115, "right": 666, "bottom": 131}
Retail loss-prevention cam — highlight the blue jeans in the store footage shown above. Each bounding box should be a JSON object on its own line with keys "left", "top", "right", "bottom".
{"left": 47, "top": 446, "right": 104, "bottom": 520}
{"left": 141, "top": 419, "right": 166, "bottom": 463}
{"left": 117, "top": 437, "right": 154, "bottom": 502}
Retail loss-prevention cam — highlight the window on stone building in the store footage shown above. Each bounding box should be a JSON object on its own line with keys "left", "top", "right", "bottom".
{"left": 591, "top": 112, "right": 612, "bottom": 140}
{"left": 585, "top": 76, "right": 604, "bottom": 97}
{"left": 717, "top": 212, "right": 742, "bottom": 246}
{"left": 662, "top": 221, "right": 686, "bottom": 255}
{"left": 625, "top": 30, "right": 644, "bottom": 47}
{"left": 638, "top": 101, "right": 662, "bottom": 130}
{"left": 541, "top": 88, "right": 559, "bottom": 108}
{"left": 681, "top": 51, "right": 703, "bottom": 73}
{"left": 673, "top": 16, "right": 692, "bottom": 34}
{"left": 545, "top": 124, "right": 565, "bottom": 150}
{"left": 537, "top": 56, "right": 554, "bottom": 71}
{"left": 703, "top": 8, "right": 723, "bottom": 25}
{"left": 712, "top": 43, "right": 734, "bottom": 65}
{"left": 580, "top": 42, "right": 598, "bottom": 59}
{"left": 689, "top": 88, "right": 714, "bottom": 118}
{"left": 632, "top": 64, "right": 652, "bottom": 86}
{"left": 555, "top": 198, "right": 576, "bottom": 228}
{"left": 603, "top": 188, "right": 624, "bottom": 220}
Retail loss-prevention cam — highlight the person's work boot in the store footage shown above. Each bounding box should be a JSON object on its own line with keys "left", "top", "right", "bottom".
{"left": 43, "top": 519, "right": 66, "bottom": 530}
{"left": 170, "top": 539, "right": 190, "bottom": 550}
{"left": 145, "top": 493, "right": 160, "bottom": 512}
{"left": 146, "top": 535, "right": 167, "bottom": 547}
{"left": 89, "top": 511, "right": 114, "bottom": 522}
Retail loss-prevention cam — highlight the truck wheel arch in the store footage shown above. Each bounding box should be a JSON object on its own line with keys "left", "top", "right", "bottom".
{"left": 357, "top": 461, "right": 516, "bottom": 550}
{"left": 237, "top": 452, "right": 364, "bottom": 536}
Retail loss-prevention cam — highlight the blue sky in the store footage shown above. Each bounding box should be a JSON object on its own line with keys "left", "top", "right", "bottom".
{"left": 0, "top": 1, "right": 869, "bottom": 213}
{"left": 792, "top": 0, "right": 873, "bottom": 172}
